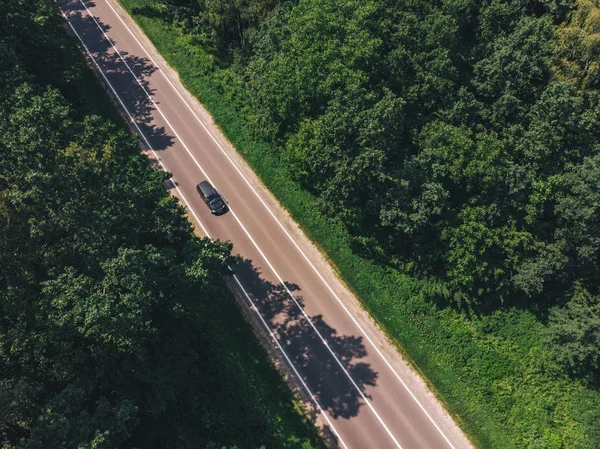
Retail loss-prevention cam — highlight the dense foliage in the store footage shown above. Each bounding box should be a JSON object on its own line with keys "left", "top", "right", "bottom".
{"left": 120, "top": 0, "right": 600, "bottom": 446}
{"left": 139, "top": 0, "right": 600, "bottom": 379}
{"left": 0, "top": 1, "right": 323, "bottom": 448}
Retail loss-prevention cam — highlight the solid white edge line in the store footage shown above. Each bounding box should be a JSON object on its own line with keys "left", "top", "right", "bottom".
{"left": 231, "top": 274, "right": 350, "bottom": 449}
{"left": 101, "top": 1, "right": 458, "bottom": 448}
{"left": 77, "top": 2, "right": 404, "bottom": 447}
{"left": 58, "top": 6, "right": 349, "bottom": 449}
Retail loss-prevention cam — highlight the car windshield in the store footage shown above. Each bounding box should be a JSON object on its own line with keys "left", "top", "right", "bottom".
{"left": 209, "top": 197, "right": 222, "bottom": 206}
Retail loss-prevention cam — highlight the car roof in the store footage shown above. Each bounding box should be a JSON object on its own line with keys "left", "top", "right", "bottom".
{"left": 197, "top": 180, "right": 217, "bottom": 196}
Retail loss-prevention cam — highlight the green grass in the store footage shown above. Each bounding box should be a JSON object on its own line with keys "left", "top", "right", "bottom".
{"left": 117, "top": 2, "right": 600, "bottom": 448}
{"left": 185, "top": 282, "right": 327, "bottom": 449}
{"left": 55, "top": 31, "right": 127, "bottom": 127}
{"left": 70, "top": 53, "right": 127, "bottom": 127}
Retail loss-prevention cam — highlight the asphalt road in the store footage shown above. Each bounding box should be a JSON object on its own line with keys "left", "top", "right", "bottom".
{"left": 58, "top": 1, "right": 474, "bottom": 448}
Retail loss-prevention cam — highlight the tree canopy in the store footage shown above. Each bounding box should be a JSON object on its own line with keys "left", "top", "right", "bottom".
{"left": 139, "top": 0, "right": 600, "bottom": 380}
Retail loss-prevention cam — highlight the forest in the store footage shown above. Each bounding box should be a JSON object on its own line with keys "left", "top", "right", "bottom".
{"left": 131, "top": 0, "right": 600, "bottom": 384}
{"left": 0, "top": 1, "right": 324, "bottom": 448}
{"left": 119, "top": 0, "right": 600, "bottom": 447}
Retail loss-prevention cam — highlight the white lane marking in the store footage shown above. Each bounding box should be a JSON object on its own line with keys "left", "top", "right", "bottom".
{"left": 103, "top": 1, "right": 459, "bottom": 447}
{"left": 76, "top": 2, "right": 405, "bottom": 447}
{"left": 58, "top": 7, "right": 349, "bottom": 449}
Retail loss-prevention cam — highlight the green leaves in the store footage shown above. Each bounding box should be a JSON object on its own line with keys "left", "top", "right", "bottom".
{"left": 555, "top": 0, "right": 600, "bottom": 89}
{"left": 547, "top": 286, "right": 600, "bottom": 379}
{"left": 473, "top": 16, "right": 554, "bottom": 124}
{"left": 555, "top": 154, "right": 600, "bottom": 276}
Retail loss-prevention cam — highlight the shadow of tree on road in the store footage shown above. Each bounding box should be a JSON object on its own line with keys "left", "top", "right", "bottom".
{"left": 62, "top": 1, "right": 174, "bottom": 151}
{"left": 234, "top": 259, "right": 378, "bottom": 422}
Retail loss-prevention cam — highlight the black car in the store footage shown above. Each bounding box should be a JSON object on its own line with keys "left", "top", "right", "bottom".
{"left": 196, "top": 181, "right": 227, "bottom": 215}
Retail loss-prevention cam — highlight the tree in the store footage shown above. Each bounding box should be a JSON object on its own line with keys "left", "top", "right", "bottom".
{"left": 555, "top": 0, "right": 600, "bottom": 89}
{"left": 547, "top": 286, "right": 600, "bottom": 380}
{"left": 555, "top": 155, "right": 600, "bottom": 281}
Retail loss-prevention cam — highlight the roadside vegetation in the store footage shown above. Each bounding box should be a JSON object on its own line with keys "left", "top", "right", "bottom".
{"left": 0, "top": 1, "right": 325, "bottom": 448}
{"left": 118, "top": 0, "right": 600, "bottom": 447}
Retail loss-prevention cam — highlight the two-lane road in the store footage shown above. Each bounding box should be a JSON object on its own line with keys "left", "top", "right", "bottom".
{"left": 58, "top": 1, "right": 474, "bottom": 448}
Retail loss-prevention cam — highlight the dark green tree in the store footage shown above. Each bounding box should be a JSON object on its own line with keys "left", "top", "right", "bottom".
{"left": 547, "top": 286, "right": 600, "bottom": 380}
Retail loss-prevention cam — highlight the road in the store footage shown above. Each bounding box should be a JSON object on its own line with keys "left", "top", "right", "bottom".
{"left": 58, "top": 1, "right": 474, "bottom": 448}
